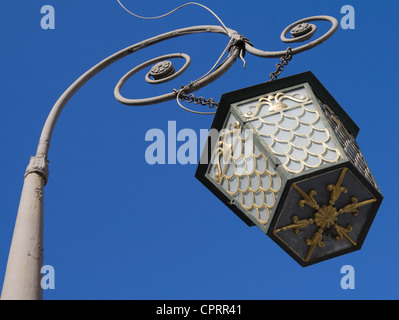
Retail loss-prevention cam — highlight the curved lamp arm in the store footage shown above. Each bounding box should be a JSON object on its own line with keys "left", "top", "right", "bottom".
{"left": 37, "top": 25, "right": 237, "bottom": 156}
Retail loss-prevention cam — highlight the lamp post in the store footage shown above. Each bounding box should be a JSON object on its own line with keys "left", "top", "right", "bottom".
{"left": 1, "top": 7, "right": 379, "bottom": 299}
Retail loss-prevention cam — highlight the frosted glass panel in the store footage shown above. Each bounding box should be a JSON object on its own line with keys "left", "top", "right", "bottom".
{"left": 235, "top": 86, "right": 341, "bottom": 174}
{"left": 207, "top": 113, "right": 282, "bottom": 226}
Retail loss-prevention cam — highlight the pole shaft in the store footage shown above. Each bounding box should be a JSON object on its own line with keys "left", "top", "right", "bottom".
{"left": 1, "top": 172, "right": 45, "bottom": 300}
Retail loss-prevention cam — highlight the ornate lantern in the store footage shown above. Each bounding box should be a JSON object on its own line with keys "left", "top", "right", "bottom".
{"left": 196, "top": 71, "right": 383, "bottom": 266}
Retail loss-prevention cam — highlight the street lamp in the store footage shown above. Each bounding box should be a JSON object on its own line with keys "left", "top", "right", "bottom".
{"left": 0, "top": 3, "right": 382, "bottom": 299}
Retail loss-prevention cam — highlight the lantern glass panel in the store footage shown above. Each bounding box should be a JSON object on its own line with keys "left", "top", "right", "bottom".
{"left": 205, "top": 112, "right": 285, "bottom": 231}
{"left": 232, "top": 84, "right": 343, "bottom": 175}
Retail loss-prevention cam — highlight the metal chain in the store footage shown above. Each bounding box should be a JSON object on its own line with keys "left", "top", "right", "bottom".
{"left": 269, "top": 47, "right": 293, "bottom": 81}
{"left": 174, "top": 89, "right": 219, "bottom": 109}
{"left": 173, "top": 46, "right": 293, "bottom": 110}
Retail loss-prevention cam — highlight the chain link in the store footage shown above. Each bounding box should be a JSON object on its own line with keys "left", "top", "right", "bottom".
{"left": 269, "top": 47, "right": 293, "bottom": 81}
{"left": 174, "top": 89, "right": 219, "bottom": 109}
{"left": 173, "top": 46, "right": 293, "bottom": 110}
{"left": 173, "top": 46, "right": 292, "bottom": 110}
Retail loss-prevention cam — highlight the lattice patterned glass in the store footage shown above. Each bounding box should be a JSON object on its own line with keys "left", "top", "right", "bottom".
{"left": 318, "top": 97, "right": 379, "bottom": 190}
{"left": 235, "top": 86, "right": 341, "bottom": 174}
{"left": 207, "top": 113, "right": 282, "bottom": 228}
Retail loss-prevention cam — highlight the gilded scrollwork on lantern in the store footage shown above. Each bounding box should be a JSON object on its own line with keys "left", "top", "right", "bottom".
{"left": 273, "top": 168, "right": 377, "bottom": 262}
{"left": 243, "top": 93, "right": 310, "bottom": 116}
{"left": 237, "top": 87, "right": 341, "bottom": 174}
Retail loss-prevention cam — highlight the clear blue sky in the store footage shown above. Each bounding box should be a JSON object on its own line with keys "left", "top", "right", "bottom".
{"left": 0, "top": 0, "right": 398, "bottom": 300}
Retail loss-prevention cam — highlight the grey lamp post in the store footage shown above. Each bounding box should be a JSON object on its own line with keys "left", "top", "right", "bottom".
{"left": 0, "top": 12, "right": 346, "bottom": 299}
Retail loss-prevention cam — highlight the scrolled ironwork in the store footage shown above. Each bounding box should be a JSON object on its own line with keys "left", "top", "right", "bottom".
{"left": 34, "top": 11, "right": 339, "bottom": 155}
{"left": 111, "top": 15, "right": 338, "bottom": 111}
{"left": 246, "top": 15, "right": 338, "bottom": 58}
{"left": 114, "top": 53, "right": 191, "bottom": 104}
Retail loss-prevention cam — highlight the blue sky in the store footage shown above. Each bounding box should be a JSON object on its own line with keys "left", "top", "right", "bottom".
{"left": 0, "top": 0, "right": 398, "bottom": 300}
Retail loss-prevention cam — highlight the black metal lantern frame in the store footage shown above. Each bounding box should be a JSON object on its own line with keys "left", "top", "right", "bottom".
{"left": 196, "top": 71, "right": 383, "bottom": 266}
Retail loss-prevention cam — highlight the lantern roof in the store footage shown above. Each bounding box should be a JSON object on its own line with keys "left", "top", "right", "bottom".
{"left": 217, "top": 71, "right": 359, "bottom": 138}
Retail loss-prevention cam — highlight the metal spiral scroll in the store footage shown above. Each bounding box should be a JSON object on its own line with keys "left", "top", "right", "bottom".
{"left": 113, "top": 15, "right": 338, "bottom": 113}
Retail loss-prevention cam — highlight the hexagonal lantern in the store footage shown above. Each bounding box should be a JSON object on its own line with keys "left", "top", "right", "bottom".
{"left": 196, "top": 71, "right": 383, "bottom": 267}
